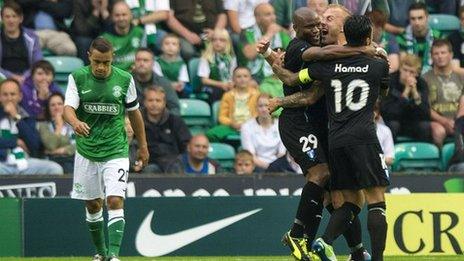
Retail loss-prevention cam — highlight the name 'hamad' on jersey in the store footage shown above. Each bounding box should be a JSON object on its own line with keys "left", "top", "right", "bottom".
{"left": 64, "top": 66, "right": 139, "bottom": 162}
{"left": 305, "top": 55, "right": 389, "bottom": 149}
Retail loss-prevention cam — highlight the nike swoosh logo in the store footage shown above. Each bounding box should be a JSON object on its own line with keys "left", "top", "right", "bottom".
{"left": 81, "top": 90, "right": 91, "bottom": 94}
{"left": 135, "top": 208, "right": 262, "bottom": 256}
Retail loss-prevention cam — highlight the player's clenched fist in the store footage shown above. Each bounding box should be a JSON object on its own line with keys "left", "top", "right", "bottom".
{"left": 268, "top": 97, "right": 282, "bottom": 113}
{"left": 71, "top": 120, "right": 91, "bottom": 137}
{"left": 136, "top": 145, "right": 149, "bottom": 168}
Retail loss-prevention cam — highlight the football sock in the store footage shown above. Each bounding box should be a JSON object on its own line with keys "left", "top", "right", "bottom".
{"left": 322, "top": 202, "right": 361, "bottom": 245}
{"left": 291, "top": 181, "right": 324, "bottom": 239}
{"left": 86, "top": 208, "right": 107, "bottom": 256}
{"left": 326, "top": 203, "right": 364, "bottom": 254}
{"left": 107, "top": 209, "right": 125, "bottom": 258}
{"left": 368, "top": 202, "right": 387, "bottom": 261}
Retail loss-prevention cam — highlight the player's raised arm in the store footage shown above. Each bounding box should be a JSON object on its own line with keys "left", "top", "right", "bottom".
{"left": 302, "top": 45, "right": 379, "bottom": 61}
{"left": 256, "top": 38, "right": 283, "bottom": 66}
{"left": 271, "top": 58, "right": 303, "bottom": 86}
{"left": 268, "top": 82, "right": 325, "bottom": 113}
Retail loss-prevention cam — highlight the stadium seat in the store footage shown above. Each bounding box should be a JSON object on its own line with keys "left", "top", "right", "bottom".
{"left": 392, "top": 142, "right": 441, "bottom": 172}
{"left": 395, "top": 136, "right": 414, "bottom": 143}
{"left": 179, "top": 98, "right": 211, "bottom": 133}
{"left": 429, "top": 14, "right": 460, "bottom": 36}
{"left": 212, "top": 101, "right": 220, "bottom": 125}
{"left": 443, "top": 178, "right": 464, "bottom": 193}
{"left": 187, "top": 58, "right": 202, "bottom": 93}
{"left": 208, "top": 142, "right": 236, "bottom": 171}
{"left": 441, "top": 143, "right": 455, "bottom": 171}
{"left": 45, "top": 56, "right": 84, "bottom": 90}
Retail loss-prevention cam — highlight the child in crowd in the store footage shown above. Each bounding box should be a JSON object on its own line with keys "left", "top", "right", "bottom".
{"left": 206, "top": 67, "right": 260, "bottom": 142}
{"left": 234, "top": 150, "right": 255, "bottom": 175}
{"left": 198, "top": 28, "right": 237, "bottom": 103}
{"left": 153, "top": 34, "right": 191, "bottom": 98}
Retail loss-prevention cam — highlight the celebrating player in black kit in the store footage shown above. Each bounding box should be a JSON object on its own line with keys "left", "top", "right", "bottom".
{"left": 258, "top": 6, "right": 379, "bottom": 261}
{"left": 272, "top": 15, "right": 390, "bottom": 261}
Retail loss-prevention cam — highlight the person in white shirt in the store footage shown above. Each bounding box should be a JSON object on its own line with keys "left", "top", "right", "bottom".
{"left": 241, "top": 93, "right": 286, "bottom": 170}
{"left": 375, "top": 102, "right": 395, "bottom": 166}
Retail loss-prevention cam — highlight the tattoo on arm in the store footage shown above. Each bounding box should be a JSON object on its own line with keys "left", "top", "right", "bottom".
{"left": 279, "top": 82, "right": 324, "bottom": 108}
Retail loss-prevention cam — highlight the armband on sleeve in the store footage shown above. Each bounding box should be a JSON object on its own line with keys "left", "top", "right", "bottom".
{"left": 298, "top": 68, "right": 312, "bottom": 84}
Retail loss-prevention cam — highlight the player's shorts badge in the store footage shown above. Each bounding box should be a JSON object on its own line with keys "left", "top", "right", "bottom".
{"left": 307, "top": 149, "right": 316, "bottom": 161}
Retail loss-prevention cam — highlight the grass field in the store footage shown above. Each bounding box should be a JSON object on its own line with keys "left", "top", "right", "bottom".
{"left": 1, "top": 256, "right": 463, "bottom": 261}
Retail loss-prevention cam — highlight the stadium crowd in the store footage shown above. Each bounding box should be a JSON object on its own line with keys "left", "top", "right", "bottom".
{"left": 1, "top": 0, "right": 464, "bottom": 175}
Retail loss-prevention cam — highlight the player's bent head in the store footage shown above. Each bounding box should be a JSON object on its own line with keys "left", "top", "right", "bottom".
{"left": 88, "top": 37, "right": 114, "bottom": 78}
{"left": 343, "top": 15, "right": 372, "bottom": 47}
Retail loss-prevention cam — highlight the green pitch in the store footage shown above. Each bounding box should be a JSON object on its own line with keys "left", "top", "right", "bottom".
{"left": 1, "top": 256, "right": 463, "bottom": 261}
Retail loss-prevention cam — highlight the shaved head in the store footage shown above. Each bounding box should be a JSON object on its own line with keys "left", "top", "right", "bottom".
{"left": 293, "top": 7, "right": 321, "bottom": 45}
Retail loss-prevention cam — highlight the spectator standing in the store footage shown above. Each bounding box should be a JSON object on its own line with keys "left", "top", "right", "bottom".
{"left": 241, "top": 3, "right": 290, "bottom": 83}
{"left": 101, "top": 1, "right": 146, "bottom": 71}
{"left": 0, "top": 1, "right": 42, "bottom": 84}
{"left": 20, "top": 60, "right": 62, "bottom": 120}
{"left": 125, "top": 0, "right": 169, "bottom": 51}
{"left": 447, "top": 6, "right": 464, "bottom": 76}
{"left": 397, "top": 3, "right": 442, "bottom": 74}
{"left": 72, "top": 0, "right": 111, "bottom": 64}
{"left": 0, "top": 79, "right": 63, "bottom": 175}
{"left": 153, "top": 34, "right": 191, "bottom": 98}
{"left": 166, "top": 0, "right": 227, "bottom": 61}
{"left": 367, "top": 10, "right": 400, "bottom": 73}
{"left": 167, "top": 134, "right": 220, "bottom": 175}
{"left": 423, "top": 39, "right": 464, "bottom": 147}
{"left": 224, "top": 0, "right": 268, "bottom": 35}
{"left": 198, "top": 29, "right": 237, "bottom": 104}
{"left": 37, "top": 93, "right": 75, "bottom": 173}
{"left": 206, "top": 67, "right": 260, "bottom": 142}
{"left": 380, "top": 54, "right": 432, "bottom": 142}
{"left": 142, "top": 86, "right": 191, "bottom": 173}
{"left": 241, "top": 93, "right": 285, "bottom": 170}
{"left": 132, "top": 48, "right": 180, "bottom": 115}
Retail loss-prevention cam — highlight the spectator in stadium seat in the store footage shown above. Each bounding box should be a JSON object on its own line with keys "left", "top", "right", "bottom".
{"left": 37, "top": 93, "right": 75, "bottom": 174}
{"left": 234, "top": 149, "right": 256, "bottom": 175}
{"left": 142, "top": 86, "right": 191, "bottom": 173}
{"left": 0, "top": 1, "right": 42, "bottom": 84}
{"left": 332, "top": 0, "right": 389, "bottom": 15}
{"left": 198, "top": 28, "right": 237, "bottom": 104}
{"left": 124, "top": 0, "right": 170, "bottom": 52}
{"left": 397, "top": 2, "right": 442, "bottom": 74}
{"left": 448, "top": 6, "right": 464, "bottom": 77}
{"left": 101, "top": 1, "right": 146, "bottom": 71}
{"left": 206, "top": 67, "right": 260, "bottom": 143}
{"left": 20, "top": 60, "right": 62, "bottom": 120}
{"left": 241, "top": 93, "right": 285, "bottom": 170}
{"left": 307, "top": 0, "right": 328, "bottom": 16}
{"left": 385, "top": 0, "right": 416, "bottom": 35}
{"left": 166, "top": 134, "right": 220, "bottom": 175}
{"left": 367, "top": 10, "right": 400, "bottom": 73}
{"left": 241, "top": 3, "right": 291, "bottom": 83}
{"left": 154, "top": 34, "right": 191, "bottom": 98}
{"left": 423, "top": 39, "right": 464, "bottom": 147}
{"left": 17, "top": 0, "right": 77, "bottom": 56}
{"left": 132, "top": 48, "right": 180, "bottom": 115}
{"left": 380, "top": 54, "right": 432, "bottom": 142}
{"left": 0, "top": 79, "right": 63, "bottom": 175}
{"left": 72, "top": 0, "right": 111, "bottom": 64}
{"left": 224, "top": 0, "right": 267, "bottom": 36}
{"left": 266, "top": 152, "right": 302, "bottom": 174}
{"left": 166, "top": 0, "right": 227, "bottom": 61}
